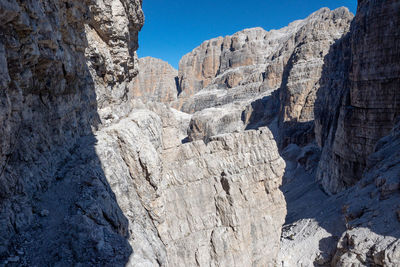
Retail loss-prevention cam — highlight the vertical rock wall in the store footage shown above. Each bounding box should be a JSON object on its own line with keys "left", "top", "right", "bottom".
{"left": 131, "top": 57, "right": 179, "bottom": 103}
{"left": 0, "top": 0, "right": 144, "bottom": 265}
{"left": 315, "top": 0, "right": 400, "bottom": 194}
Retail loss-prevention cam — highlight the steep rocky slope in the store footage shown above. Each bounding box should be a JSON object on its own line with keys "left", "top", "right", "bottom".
{"left": 280, "top": 0, "right": 400, "bottom": 264}
{"left": 132, "top": 1, "right": 400, "bottom": 266}
{"left": 332, "top": 119, "right": 400, "bottom": 266}
{"left": 141, "top": 8, "right": 352, "bottom": 147}
{"left": 172, "top": 8, "right": 353, "bottom": 120}
{"left": 158, "top": 126, "right": 286, "bottom": 266}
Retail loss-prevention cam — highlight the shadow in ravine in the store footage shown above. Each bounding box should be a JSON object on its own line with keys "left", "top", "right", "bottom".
{"left": 0, "top": 5, "right": 134, "bottom": 266}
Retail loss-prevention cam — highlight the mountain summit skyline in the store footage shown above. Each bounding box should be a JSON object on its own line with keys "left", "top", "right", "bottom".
{"left": 138, "top": 0, "right": 357, "bottom": 68}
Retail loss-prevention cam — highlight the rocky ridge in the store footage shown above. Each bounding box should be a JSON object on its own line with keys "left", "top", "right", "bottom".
{"left": 136, "top": 8, "right": 353, "bottom": 147}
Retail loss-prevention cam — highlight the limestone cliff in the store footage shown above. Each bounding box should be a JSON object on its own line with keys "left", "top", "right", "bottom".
{"left": 132, "top": 57, "right": 179, "bottom": 103}
{"left": 0, "top": 0, "right": 145, "bottom": 265}
{"left": 279, "top": 0, "right": 400, "bottom": 264}
{"left": 175, "top": 8, "right": 353, "bottom": 147}
{"left": 0, "top": 1, "right": 287, "bottom": 266}
{"left": 315, "top": 0, "right": 400, "bottom": 194}
{"left": 2, "top": 0, "right": 400, "bottom": 266}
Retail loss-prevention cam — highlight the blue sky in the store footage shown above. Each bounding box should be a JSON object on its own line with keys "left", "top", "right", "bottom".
{"left": 138, "top": 0, "right": 357, "bottom": 69}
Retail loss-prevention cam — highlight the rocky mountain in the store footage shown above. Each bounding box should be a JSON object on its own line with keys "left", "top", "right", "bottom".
{"left": 132, "top": 0, "right": 400, "bottom": 265}
{"left": 1, "top": 0, "right": 399, "bottom": 266}
{"left": 137, "top": 8, "right": 354, "bottom": 147}
{"left": 132, "top": 57, "right": 179, "bottom": 103}
{"left": 172, "top": 8, "right": 353, "bottom": 118}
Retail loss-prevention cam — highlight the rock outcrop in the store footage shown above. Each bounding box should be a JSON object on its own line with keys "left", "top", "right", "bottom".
{"left": 158, "top": 127, "right": 286, "bottom": 266}
{"left": 279, "top": 1, "right": 400, "bottom": 265}
{"left": 87, "top": 103, "right": 287, "bottom": 266}
{"left": 174, "top": 8, "right": 353, "bottom": 148}
{"left": 315, "top": 0, "right": 400, "bottom": 194}
{"left": 277, "top": 7, "right": 353, "bottom": 147}
{"left": 0, "top": 0, "right": 144, "bottom": 265}
{"left": 132, "top": 57, "right": 179, "bottom": 103}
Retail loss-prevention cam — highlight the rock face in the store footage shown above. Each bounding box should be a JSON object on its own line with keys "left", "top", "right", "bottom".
{"left": 174, "top": 8, "right": 353, "bottom": 148}
{"left": 278, "top": 120, "right": 400, "bottom": 266}
{"left": 315, "top": 0, "right": 400, "bottom": 194}
{"left": 132, "top": 57, "right": 179, "bottom": 103}
{"left": 0, "top": 0, "right": 145, "bottom": 265}
{"left": 82, "top": 103, "right": 287, "bottom": 266}
{"left": 2, "top": 0, "right": 400, "bottom": 265}
{"left": 159, "top": 1, "right": 400, "bottom": 266}
{"left": 330, "top": 119, "right": 400, "bottom": 266}
{"left": 277, "top": 7, "right": 353, "bottom": 147}
{"left": 0, "top": 1, "right": 287, "bottom": 265}
{"left": 279, "top": 1, "right": 400, "bottom": 265}
{"left": 158, "top": 128, "right": 286, "bottom": 266}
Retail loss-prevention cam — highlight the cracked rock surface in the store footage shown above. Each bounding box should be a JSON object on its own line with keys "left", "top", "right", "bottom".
{"left": 1, "top": 0, "right": 400, "bottom": 266}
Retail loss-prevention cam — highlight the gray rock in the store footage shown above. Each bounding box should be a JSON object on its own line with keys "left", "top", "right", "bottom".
{"left": 2, "top": 0, "right": 400, "bottom": 266}
{"left": 158, "top": 127, "right": 286, "bottom": 266}
{"left": 315, "top": 0, "right": 400, "bottom": 194}
{"left": 0, "top": 0, "right": 144, "bottom": 265}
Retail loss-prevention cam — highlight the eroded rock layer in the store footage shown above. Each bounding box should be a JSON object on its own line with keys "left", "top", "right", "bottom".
{"left": 2, "top": 0, "right": 400, "bottom": 265}
{"left": 158, "top": 128, "right": 286, "bottom": 266}
{"left": 0, "top": 1, "right": 288, "bottom": 264}
{"left": 171, "top": 8, "right": 353, "bottom": 149}
{"left": 132, "top": 57, "right": 179, "bottom": 103}
{"left": 174, "top": 8, "right": 353, "bottom": 117}
{"left": 315, "top": 0, "right": 400, "bottom": 194}
{"left": 0, "top": 0, "right": 144, "bottom": 265}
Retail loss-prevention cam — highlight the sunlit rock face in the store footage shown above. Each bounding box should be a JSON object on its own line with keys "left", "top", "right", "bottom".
{"left": 132, "top": 57, "right": 179, "bottom": 103}
{"left": 87, "top": 102, "right": 287, "bottom": 266}
{"left": 173, "top": 8, "right": 353, "bottom": 149}
{"left": 315, "top": 0, "right": 400, "bottom": 194}
{"left": 158, "top": 128, "right": 286, "bottom": 267}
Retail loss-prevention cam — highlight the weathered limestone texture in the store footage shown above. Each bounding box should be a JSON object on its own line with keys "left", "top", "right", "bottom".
{"left": 278, "top": 122, "right": 400, "bottom": 266}
{"left": 0, "top": 0, "right": 288, "bottom": 264}
{"left": 85, "top": 0, "right": 145, "bottom": 123}
{"left": 279, "top": 1, "right": 400, "bottom": 265}
{"left": 165, "top": 8, "right": 353, "bottom": 151}
{"left": 92, "top": 105, "right": 287, "bottom": 266}
{"left": 332, "top": 119, "right": 400, "bottom": 266}
{"left": 158, "top": 128, "right": 286, "bottom": 266}
{"left": 3, "top": 0, "right": 399, "bottom": 265}
{"left": 277, "top": 7, "right": 353, "bottom": 147}
{"left": 132, "top": 57, "right": 179, "bottom": 103}
{"left": 315, "top": 0, "right": 400, "bottom": 194}
{"left": 0, "top": 0, "right": 145, "bottom": 265}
